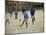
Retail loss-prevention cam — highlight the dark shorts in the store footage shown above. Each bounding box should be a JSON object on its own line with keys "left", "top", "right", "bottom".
{"left": 24, "top": 16, "right": 29, "bottom": 22}
{"left": 24, "top": 16, "right": 28, "bottom": 18}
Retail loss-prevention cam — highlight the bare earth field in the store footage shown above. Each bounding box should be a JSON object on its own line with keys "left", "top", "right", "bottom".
{"left": 5, "top": 9, "right": 44, "bottom": 34}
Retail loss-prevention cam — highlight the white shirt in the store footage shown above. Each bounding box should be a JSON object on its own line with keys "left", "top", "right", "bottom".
{"left": 24, "top": 10, "right": 31, "bottom": 18}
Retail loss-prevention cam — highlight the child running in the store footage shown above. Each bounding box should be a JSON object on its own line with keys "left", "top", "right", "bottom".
{"left": 30, "top": 7, "right": 35, "bottom": 24}
{"left": 20, "top": 9, "right": 31, "bottom": 28}
{"left": 15, "top": 12, "right": 18, "bottom": 19}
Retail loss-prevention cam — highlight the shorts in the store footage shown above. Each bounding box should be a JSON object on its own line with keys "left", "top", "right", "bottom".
{"left": 24, "top": 15, "right": 28, "bottom": 18}
{"left": 24, "top": 16, "right": 29, "bottom": 22}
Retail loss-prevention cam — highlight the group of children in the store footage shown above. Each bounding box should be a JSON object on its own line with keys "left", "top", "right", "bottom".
{"left": 20, "top": 7, "right": 35, "bottom": 28}
{"left": 5, "top": 7, "right": 35, "bottom": 28}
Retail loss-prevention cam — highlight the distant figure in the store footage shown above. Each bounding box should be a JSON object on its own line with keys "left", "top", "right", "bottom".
{"left": 20, "top": 9, "right": 31, "bottom": 28}
{"left": 9, "top": 11, "right": 12, "bottom": 17}
{"left": 31, "top": 7, "right": 35, "bottom": 24}
{"left": 9, "top": 8, "right": 12, "bottom": 17}
{"left": 5, "top": 19, "right": 10, "bottom": 24}
{"left": 15, "top": 12, "right": 18, "bottom": 19}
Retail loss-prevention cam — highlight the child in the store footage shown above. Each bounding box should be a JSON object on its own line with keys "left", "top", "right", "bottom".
{"left": 5, "top": 19, "right": 10, "bottom": 24}
{"left": 20, "top": 9, "right": 31, "bottom": 28}
{"left": 31, "top": 7, "right": 35, "bottom": 24}
{"left": 15, "top": 12, "right": 18, "bottom": 19}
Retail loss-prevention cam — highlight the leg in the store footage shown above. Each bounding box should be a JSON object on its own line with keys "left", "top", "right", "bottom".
{"left": 20, "top": 20, "right": 25, "bottom": 27}
{"left": 26, "top": 21, "right": 28, "bottom": 28}
{"left": 32, "top": 16, "right": 35, "bottom": 24}
{"left": 15, "top": 16, "right": 17, "bottom": 19}
{"left": 8, "top": 19, "right": 10, "bottom": 24}
{"left": 25, "top": 18, "right": 28, "bottom": 28}
{"left": 6, "top": 19, "right": 10, "bottom": 24}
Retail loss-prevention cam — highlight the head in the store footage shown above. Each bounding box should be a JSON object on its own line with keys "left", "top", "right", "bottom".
{"left": 22, "top": 9, "right": 25, "bottom": 14}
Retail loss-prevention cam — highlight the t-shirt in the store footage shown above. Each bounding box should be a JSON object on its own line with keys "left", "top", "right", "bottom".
{"left": 15, "top": 12, "right": 18, "bottom": 16}
{"left": 31, "top": 8, "right": 35, "bottom": 15}
{"left": 24, "top": 10, "right": 31, "bottom": 18}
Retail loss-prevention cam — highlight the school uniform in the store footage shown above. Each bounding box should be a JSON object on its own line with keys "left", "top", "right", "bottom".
{"left": 31, "top": 8, "right": 35, "bottom": 23}
{"left": 24, "top": 10, "right": 31, "bottom": 22}
{"left": 31, "top": 8, "right": 35, "bottom": 16}
{"left": 20, "top": 9, "right": 31, "bottom": 28}
{"left": 15, "top": 12, "right": 18, "bottom": 19}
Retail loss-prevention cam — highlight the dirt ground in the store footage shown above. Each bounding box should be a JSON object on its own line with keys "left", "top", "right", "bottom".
{"left": 5, "top": 9, "right": 44, "bottom": 34}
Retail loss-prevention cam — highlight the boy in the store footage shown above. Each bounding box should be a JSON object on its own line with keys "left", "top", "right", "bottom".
{"left": 31, "top": 7, "right": 35, "bottom": 24}
{"left": 20, "top": 9, "right": 31, "bottom": 28}
{"left": 15, "top": 12, "right": 18, "bottom": 19}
